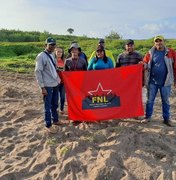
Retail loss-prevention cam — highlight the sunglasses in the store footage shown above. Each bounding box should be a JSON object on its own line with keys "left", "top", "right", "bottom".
{"left": 155, "top": 39, "right": 162, "bottom": 42}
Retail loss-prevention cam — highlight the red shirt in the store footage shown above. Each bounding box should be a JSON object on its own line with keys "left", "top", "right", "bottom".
{"left": 57, "top": 58, "right": 64, "bottom": 83}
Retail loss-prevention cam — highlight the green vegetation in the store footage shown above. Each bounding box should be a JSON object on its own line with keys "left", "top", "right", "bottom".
{"left": 0, "top": 29, "right": 176, "bottom": 73}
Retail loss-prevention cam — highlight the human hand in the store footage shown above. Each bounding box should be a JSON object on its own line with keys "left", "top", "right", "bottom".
{"left": 41, "top": 87, "right": 47, "bottom": 96}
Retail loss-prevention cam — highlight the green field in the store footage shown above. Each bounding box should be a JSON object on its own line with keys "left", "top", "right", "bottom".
{"left": 0, "top": 38, "right": 176, "bottom": 73}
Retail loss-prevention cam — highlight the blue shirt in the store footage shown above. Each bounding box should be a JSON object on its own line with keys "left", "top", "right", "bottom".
{"left": 149, "top": 50, "right": 167, "bottom": 86}
{"left": 87, "top": 57, "right": 114, "bottom": 70}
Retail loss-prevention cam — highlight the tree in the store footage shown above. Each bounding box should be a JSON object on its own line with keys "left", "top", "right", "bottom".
{"left": 105, "top": 30, "right": 122, "bottom": 40}
{"left": 67, "top": 28, "right": 74, "bottom": 35}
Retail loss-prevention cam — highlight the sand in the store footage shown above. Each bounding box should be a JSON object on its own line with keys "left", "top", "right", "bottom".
{"left": 0, "top": 70, "right": 176, "bottom": 180}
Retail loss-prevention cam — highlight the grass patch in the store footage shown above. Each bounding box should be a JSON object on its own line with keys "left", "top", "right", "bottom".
{"left": 0, "top": 39, "right": 176, "bottom": 73}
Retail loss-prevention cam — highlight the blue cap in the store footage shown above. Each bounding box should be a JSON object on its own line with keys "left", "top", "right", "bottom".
{"left": 45, "top": 37, "right": 56, "bottom": 45}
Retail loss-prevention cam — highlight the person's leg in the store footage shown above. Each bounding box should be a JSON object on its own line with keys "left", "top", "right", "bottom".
{"left": 60, "top": 84, "right": 66, "bottom": 111}
{"left": 142, "top": 87, "right": 147, "bottom": 105}
{"left": 160, "top": 85, "right": 171, "bottom": 122}
{"left": 145, "top": 84, "right": 158, "bottom": 119}
{"left": 51, "top": 85, "right": 59, "bottom": 123}
{"left": 43, "top": 87, "right": 52, "bottom": 128}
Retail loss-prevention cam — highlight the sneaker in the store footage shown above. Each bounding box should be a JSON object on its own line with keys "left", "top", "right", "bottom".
{"left": 53, "top": 121, "right": 64, "bottom": 126}
{"left": 45, "top": 126, "right": 57, "bottom": 134}
{"left": 72, "top": 121, "right": 82, "bottom": 126}
{"left": 163, "top": 121, "right": 173, "bottom": 127}
{"left": 134, "top": 116, "right": 145, "bottom": 120}
{"left": 141, "top": 118, "right": 151, "bottom": 123}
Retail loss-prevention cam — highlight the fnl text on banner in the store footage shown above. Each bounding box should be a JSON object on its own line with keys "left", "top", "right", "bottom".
{"left": 62, "top": 64, "right": 144, "bottom": 121}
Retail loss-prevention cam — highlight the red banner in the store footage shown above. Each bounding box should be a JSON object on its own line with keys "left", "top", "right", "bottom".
{"left": 62, "top": 64, "right": 144, "bottom": 121}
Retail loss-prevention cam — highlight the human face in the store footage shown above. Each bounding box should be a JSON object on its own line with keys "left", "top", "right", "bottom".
{"left": 46, "top": 43, "right": 56, "bottom": 53}
{"left": 99, "top": 42, "right": 105, "bottom": 48}
{"left": 96, "top": 49, "right": 104, "bottom": 59}
{"left": 71, "top": 48, "right": 79, "bottom": 58}
{"left": 154, "top": 39, "right": 165, "bottom": 50}
{"left": 55, "top": 48, "right": 63, "bottom": 58}
{"left": 125, "top": 44, "right": 134, "bottom": 53}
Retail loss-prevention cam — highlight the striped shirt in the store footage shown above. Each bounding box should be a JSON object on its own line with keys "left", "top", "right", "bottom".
{"left": 116, "top": 51, "right": 142, "bottom": 67}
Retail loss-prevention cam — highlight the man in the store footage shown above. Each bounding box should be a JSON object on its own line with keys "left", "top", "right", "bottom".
{"left": 89, "top": 38, "right": 115, "bottom": 66}
{"left": 141, "top": 35, "right": 176, "bottom": 126}
{"left": 116, "top": 39, "right": 146, "bottom": 119}
{"left": 35, "top": 37, "right": 61, "bottom": 133}
{"left": 64, "top": 42, "right": 87, "bottom": 71}
{"left": 116, "top": 39, "right": 143, "bottom": 67}
{"left": 66, "top": 41, "right": 88, "bottom": 65}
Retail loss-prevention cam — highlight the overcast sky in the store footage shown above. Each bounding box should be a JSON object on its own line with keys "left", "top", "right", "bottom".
{"left": 0, "top": 0, "right": 176, "bottom": 39}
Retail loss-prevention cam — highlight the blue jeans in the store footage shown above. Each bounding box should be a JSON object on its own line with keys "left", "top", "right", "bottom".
{"left": 58, "top": 83, "right": 65, "bottom": 111}
{"left": 145, "top": 84, "right": 171, "bottom": 121}
{"left": 43, "top": 86, "right": 59, "bottom": 128}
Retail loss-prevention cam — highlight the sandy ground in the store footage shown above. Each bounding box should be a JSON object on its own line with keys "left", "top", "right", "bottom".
{"left": 0, "top": 70, "right": 176, "bottom": 180}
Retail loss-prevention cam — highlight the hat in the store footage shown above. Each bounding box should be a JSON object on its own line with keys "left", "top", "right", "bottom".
{"left": 98, "top": 38, "right": 105, "bottom": 43}
{"left": 96, "top": 45, "right": 104, "bottom": 51}
{"left": 45, "top": 37, "right": 56, "bottom": 45}
{"left": 154, "top": 35, "right": 164, "bottom": 42}
{"left": 68, "top": 43, "right": 81, "bottom": 53}
{"left": 125, "top": 39, "right": 134, "bottom": 45}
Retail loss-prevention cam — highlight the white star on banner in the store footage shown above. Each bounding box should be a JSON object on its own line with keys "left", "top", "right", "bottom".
{"left": 88, "top": 83, "right": 112, "bottom": 96}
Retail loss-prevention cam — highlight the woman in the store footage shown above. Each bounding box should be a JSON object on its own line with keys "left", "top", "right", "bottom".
{"left": 64, "top": 43, "right": 87, "bottom": 71}
{"left": 55, "top": 47, "right": 66, "bottom": 115}
{"left": 88, "top": 45, "right": 114, "bottom": 70}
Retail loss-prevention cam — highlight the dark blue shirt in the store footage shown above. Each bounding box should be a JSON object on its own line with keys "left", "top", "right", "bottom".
{"left": 149, "top": 50, "right": 167, "bottom": 86}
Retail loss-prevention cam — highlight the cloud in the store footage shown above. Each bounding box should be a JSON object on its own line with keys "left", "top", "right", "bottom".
{"left": 0, "top": 0, "right": 176, "bottom": 39}
{"left": 141, "top": 24, "right": 160, "bottom": 34}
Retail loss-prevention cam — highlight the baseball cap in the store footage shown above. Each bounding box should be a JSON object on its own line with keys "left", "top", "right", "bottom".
{"left": 45, "top": 37, "right": 56, "bottom": 45}
{"left": 98, "top": 38, "right": 105, "bottom": 43}
{"left": 154, "top": 35, "right": 164, "bottom": 42}
{"left": 125, "top": 39, "right": 134, "bottom": 45}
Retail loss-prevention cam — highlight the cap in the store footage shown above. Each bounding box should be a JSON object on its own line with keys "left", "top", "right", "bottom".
{"left": 45, "top": 37, "right": 56, "bottom": 45}
{"left": 125, "top": 39, "right": 134, "bottom": 45}
{"left": 98, "top": 38, "right": 105, "bottom": 43}
{"left": 154, "top": 35, "right": 164, "bottom": 42}
{"left": 68, "top": 43, "right": 81, "bottom": 53}
{"left": 96, "top": 45, "right": 104, "bottom": 51}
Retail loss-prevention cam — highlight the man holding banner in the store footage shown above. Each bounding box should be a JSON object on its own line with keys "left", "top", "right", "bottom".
{"left": 141, "top": 35, "right": 176, "bottom": 126}
{"left": 62, "top": 64, "right": 144, "bottom": 121}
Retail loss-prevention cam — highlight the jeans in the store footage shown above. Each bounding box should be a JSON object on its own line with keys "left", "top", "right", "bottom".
{"left": 43, "top": 86, "right": 59, "bottom": 128}
{"left": 58, "top": 83, "right": 65, "bottom": 111}
{"left": 145, "top": 83, "right": 171, "bottom": 121}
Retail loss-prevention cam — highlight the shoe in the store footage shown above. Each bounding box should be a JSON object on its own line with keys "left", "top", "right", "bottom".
{"left": 45, "top": 126, "right": 57, "bottom": 134}
{"left": 72, "top": 121, "right": 82, "bottom": 126}
{"left": 163, "top": 121, "right": 173, "bottom": 127}
{"left": 53, "top": 121, "right": 64, "bottom": 126}
{"left": 134, "top": 116, "right": 145, "bottom": 120}
{"left": 141, "top": 118, "right": 151, "bottom": 123}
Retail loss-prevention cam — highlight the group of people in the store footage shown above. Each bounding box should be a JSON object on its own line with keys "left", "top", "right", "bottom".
{"left": 35, "top": 35, "right": 176, "bottom": 133}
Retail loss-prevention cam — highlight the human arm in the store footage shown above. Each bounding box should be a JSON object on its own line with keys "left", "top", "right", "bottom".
{"left": 64, "top": 59, "right": 70, "bottom": 71}
{"left": 35, "top": 54, "right": 48, "bottom": 95}
{"left": 173, "top": 50, "right": 176, "bottom": 88}
{"left": 82, "top": 59, "right": 88, "bottom": 71}
{"left": 88, "top": 51, "right": 96, "bottom": 61}
{"left": 116, "top": 55, "right": 121, "bottom": 67}
{"left": 87, "top": 58, "right": 95, "bottom": 70}
{"left": 108, "top": 58, "right": 114, "bottom": 68}
{"left": 35, "top": 54, "right": 45, "bottom": 88}
{"left": 142, "top": 52, "right": 150, "bottom": 69}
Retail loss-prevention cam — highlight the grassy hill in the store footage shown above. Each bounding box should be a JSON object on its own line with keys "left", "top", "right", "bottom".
{"left": 0, "top": 32, "right": 176, "bottom": 73}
